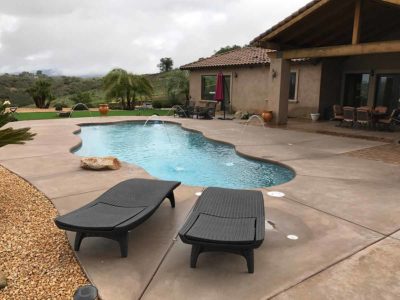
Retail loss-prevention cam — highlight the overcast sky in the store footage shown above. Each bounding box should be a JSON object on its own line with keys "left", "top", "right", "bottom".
{"left": 0, "top": 0, "right": 309, "bottom": 76}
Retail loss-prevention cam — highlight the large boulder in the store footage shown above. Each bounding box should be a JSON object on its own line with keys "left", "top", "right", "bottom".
{"left": 80, "top": 156, "right": 121, "bottom": 170}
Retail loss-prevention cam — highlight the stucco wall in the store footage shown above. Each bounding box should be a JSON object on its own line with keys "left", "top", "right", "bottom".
{"left": 188, "top": 63, "right": 322, "bottom": 117}
{"left": 188, "top": 67, "right": 269, "bottom": 114}
{"left": 288, "top": 63, "right": 322, "bottom": 118}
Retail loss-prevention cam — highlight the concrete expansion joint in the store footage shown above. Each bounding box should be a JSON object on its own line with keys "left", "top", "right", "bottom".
{"left": 267, "top": 234, "right": 388, "bottom": 300}
{"left": 50, "top": 187, "right": 109, "bottom": 200}
{"left": 263, "top": 188, "right": 386, "bottom": 238}
{"left": 0, "top": 152, "right": 68, "bottom": 162}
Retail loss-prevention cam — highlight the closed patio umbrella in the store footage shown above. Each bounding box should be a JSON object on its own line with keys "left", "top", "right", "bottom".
{"left": 214, "top": 72, "right": 227, "bottom": 120}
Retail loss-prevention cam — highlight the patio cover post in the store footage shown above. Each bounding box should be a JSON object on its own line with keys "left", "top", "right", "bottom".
{"left": 268, "top": 58, "right": 290, "bottom": 125}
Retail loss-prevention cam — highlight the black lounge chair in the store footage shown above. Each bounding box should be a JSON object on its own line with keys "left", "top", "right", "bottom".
{"left": 55, "top": 178, "right": 181, "bottom": 257}
{"left": 179, "top": 187, "right": 265, "bottom": 273}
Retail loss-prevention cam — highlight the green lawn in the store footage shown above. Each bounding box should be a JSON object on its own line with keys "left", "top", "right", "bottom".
{"left": 15, "top": 109, "right": 170, "bottom": 121}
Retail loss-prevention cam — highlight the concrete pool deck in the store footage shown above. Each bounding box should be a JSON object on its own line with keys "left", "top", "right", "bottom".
{"left": 0, "top": 116, "right": 399, "bottom": 299}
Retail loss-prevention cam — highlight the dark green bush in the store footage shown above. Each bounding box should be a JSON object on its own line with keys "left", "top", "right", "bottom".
{"left": 152, "top": 100, "right": 162, "bottom": 109}
{"left": 54, "top": 103, "right": 63, "bottom": 111}
{"left": 108, "top": 102, "right": 122, "bottom": 110}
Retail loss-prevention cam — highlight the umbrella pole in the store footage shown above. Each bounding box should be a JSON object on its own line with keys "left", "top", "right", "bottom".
{"left": 224, "top": 99, "right": 226, "bottom": 119}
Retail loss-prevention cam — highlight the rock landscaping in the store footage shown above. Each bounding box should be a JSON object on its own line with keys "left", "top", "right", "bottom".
{"left": 0, "top": 165, "right": 88, "bottom": 299}
{"left": 80, "top": 156, "right": 121, "bottom": 170}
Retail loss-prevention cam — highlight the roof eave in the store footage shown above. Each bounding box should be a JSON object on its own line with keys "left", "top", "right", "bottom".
{"left": 180, "top": 62, "right": 270, "bottom": 71}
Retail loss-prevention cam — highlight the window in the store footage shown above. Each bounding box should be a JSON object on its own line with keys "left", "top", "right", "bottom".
{"left": 289, "top": 71, "right": 298, "bottom": 101}
{"left": 201, "top": 75, "right": 231, "bottom": 101}
{"left": 201, "top": 75, "right": 216, "bottom": 100}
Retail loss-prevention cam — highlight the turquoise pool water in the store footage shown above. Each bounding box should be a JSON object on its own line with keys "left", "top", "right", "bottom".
{"left": 74, "top": 122, "right": 294, "bottom": 189}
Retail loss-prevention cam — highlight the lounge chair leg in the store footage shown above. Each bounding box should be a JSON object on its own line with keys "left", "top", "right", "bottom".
{"left": 243, "top": 249, "right": 254, "bottom": 273}
{"left": 190, "top": 245, "right": 202, "bottom": 268}
{"left": 166, "top": 191, "right": 175, "bottom": 208}
{"left": 74, "top": 232, "right": 85, "bottom": 251}
{"left": 117, "top": 232, "right": 129, "bottom": 258}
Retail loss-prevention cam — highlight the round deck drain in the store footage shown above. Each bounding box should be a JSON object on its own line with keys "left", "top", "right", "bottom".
{"left": 267, "top": 191, "right": 285, "bottom": 198}
{"left": 286, "top": 235, "right": 299, "bottom": 240}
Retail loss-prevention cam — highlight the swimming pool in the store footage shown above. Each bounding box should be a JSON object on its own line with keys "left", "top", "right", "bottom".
{"left": 74, "top": 122, "right": 294, "bottom": 189}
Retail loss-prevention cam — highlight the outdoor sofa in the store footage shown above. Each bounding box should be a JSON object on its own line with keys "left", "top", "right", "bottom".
{"left": 179, "top": 187, "right": 265, "bottom": 273}
{"left": 55, "top": 178, "right": 181, "bottom": 257}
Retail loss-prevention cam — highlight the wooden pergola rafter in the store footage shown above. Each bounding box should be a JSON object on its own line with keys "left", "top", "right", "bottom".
{"left": 254, "top": 0, "right": 400, "bottom": 59}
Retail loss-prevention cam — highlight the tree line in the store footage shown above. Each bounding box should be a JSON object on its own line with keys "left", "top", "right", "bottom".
{"left": 0, "top": 58, "right": 189, "bottom": 110}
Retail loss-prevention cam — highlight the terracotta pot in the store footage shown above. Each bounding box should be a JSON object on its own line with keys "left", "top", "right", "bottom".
{"left": 261, "top": 111, "right": 273, "bottom": 123}
{"left": 98, "top": 104, "right": 109, "bottom": 116}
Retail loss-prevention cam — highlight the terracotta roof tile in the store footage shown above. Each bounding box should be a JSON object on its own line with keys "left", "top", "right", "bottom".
{"left": 180, "top": 47, "right": 274, "bottom": 70}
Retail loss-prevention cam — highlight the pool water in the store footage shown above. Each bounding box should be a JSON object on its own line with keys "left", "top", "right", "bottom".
{"left": 74, "top": 122, "right": 294, "bottom": 189}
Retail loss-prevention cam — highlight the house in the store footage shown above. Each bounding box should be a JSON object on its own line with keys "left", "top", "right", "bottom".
{"left": 181, "top": 0, "right": 400, "bottom": 124}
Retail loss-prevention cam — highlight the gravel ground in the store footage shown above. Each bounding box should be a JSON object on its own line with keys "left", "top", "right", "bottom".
{"left": 0, "top": 166, "right": 89, "bottom": 299}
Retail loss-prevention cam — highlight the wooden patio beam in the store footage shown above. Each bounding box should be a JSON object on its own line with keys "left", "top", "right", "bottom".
{"left": 352, "top": 0, "right": 362, "bottom": 44}
{"left": 269, "top": 40, "right": 400, "bottom": 59}
{"left": 381, "top": 0, "right": 400, "bottom": 6}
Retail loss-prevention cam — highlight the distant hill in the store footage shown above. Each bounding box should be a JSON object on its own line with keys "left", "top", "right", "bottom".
{"left": 0, "top": 72, "right": 170, "bottom": 107}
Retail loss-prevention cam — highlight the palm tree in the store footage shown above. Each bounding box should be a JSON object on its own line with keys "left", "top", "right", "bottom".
{"left": 0, "top": 103, "right": 35, "bottom": 147}
{"left": 103, "top": 68, "right": 153, "bottom": 110}
{"left": 132, "top": 75, "right": 153, "bottom": 103}
{"left": 26, "top": 79, "right": 53, "bottom": 108}
{"left": 165, "top": 70, "right": 189, "bottom": 105}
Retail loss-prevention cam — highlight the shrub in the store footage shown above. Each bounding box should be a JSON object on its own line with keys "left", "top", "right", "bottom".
{"left": 54, "top": 103, "right": 63, "bottom": 111}
{"left": 152, "top": 100, "right": 162, "bottom": 109}
{"left": 108, "top": 102, "right": 122, "bottom": 110}
{"left": 70, "top": 92, "right": 93, "bottom": 107}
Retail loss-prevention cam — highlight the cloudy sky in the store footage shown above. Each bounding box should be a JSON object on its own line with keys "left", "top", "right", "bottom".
{"left": 0, "top": 0, "right": 309, "bottom": 76}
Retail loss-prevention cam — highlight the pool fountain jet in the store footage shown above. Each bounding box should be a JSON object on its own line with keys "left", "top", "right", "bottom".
{"left": 143, "top": 114, "right": 171, "bottom": 143}
{"left": 238, "top": 114, "right": 267, "bottom": 144}
{"left": 69, "top": 103, "right": 92, "bottom": 118}
{"left": 165, "top": 105, "right": 189, "bottom": 118}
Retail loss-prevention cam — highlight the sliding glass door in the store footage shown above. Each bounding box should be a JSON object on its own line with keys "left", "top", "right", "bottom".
{"left": 343, "top": 73, "right": 370, "bottom": 107}
{"left": 375, "top": 74, "right": 400, "bottom": 112}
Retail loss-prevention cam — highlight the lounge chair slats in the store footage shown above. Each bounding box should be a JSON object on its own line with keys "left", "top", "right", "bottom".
{"left": 56, "top": 204, "right": 146, "bottom": 231}
{"left": 55, "top": 178, "right": 180, "bottom": 257}
{"left": 186, "top": 214, "right": 256, "bottom": 244}
{"left": 179, "top": 187, "right": 265, "bottom": 273}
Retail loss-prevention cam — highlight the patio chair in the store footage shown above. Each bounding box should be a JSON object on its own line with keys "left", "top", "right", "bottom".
{"left": 332, "top": 105, "right": 344, "bottom": 125}
{"left": 377, "top": 108, "right": 400, "bottom": 131}
{"left": 356, "top": 107, "right": 372, "bottom": 129}
{"left": 374, "top": 106, "right": 388, "bottom": 114}
{"left": 176, "top": 101, "right": 196, "bottom": 118}
{"left": 343, "top": 106, "right": 356, "bottom": 127}
{"left": 55, "top": 178, "right": 181, "bottom": 257}
{"left": 175, "top": 101, "right": 195, "bottom": 118}
{"left": 196, "top": 107, "right": 215, "bottom": 119}
{"left": 179, "top": 187, "right": 265, "bottom": 273}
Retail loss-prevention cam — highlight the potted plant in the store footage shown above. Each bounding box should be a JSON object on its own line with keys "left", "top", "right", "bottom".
{"left": 98, "top": 104, "right": 109, "bottom": 116}
{"left": 261, "top": 111, "right": 273, "bottom": 123}
{"left": 310, "top": 112, "right": 320, "bottom": 122}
